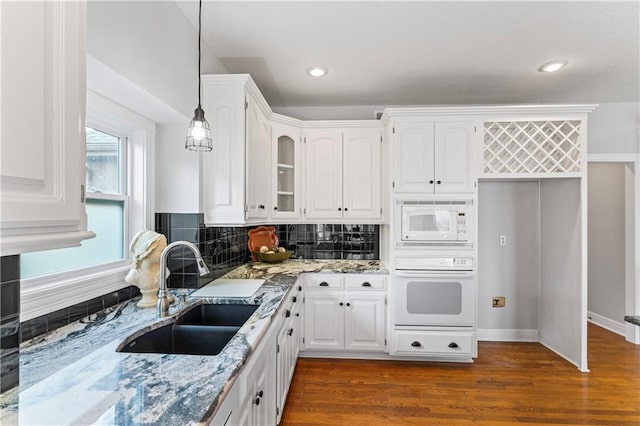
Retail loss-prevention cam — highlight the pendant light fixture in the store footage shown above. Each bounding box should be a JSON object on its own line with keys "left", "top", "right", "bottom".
{"left": 185, "top": 0, "right": 213, "bottom": 152}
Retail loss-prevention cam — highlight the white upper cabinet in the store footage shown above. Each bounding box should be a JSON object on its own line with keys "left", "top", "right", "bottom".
{"left": 246, "top": 97, "right": 271, "bottom": 221}
{"left": 304, "top": 127, "right": 382, "bottom": 221}
{"left": 393, "top": 121, "right": 475, "bottom": 194}
{"left": 304, "top": 129, "right": 343, "bottom": 220}
{"left": 393, "top": 122, "right": 435, "bottom": 193}
{"left": 200, "top": 75, "right": 271, "bottom": 225}
{"left": 0, "top": 1, "right": 94, "bottom": 255}
{"left": 343, "top": 129, "right": 382, "bottom": 220}
{"left": 434, "top": 122, "right": 475, "bottom": 192}
{"left": 271, "top": 122, "right": 302, "bottom": 220}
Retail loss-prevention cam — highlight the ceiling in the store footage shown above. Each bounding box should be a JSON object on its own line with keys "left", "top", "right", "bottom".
{"left": 176, "top": 1, "right": 640, "bottom": 110}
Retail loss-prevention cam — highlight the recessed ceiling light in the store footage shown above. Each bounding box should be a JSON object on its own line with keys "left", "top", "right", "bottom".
{"left": 306, "top": 66, "right": 328, "bottom": 77}
{"left": 538, "top": 59, "right": 568, "bottom": 73}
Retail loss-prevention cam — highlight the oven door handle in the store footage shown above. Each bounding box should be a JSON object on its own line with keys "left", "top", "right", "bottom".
{"left": 394, "top": 270, "right": 474, "bottom": 278}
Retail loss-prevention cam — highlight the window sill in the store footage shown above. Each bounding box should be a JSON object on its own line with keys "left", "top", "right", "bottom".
{"left": 21, "top": 262, "right": 131, "bottom": 322}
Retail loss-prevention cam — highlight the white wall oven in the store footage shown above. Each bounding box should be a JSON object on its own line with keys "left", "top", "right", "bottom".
{"left": 395, "top": 199, "right": 472, "bottom": 248}
{"left": 393, "top": 257, "right": 475, "bottom": 327}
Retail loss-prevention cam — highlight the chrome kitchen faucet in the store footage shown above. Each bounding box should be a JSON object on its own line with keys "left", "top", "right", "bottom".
{"left": 157, "top": 241, "right": 210, "bottom": 317}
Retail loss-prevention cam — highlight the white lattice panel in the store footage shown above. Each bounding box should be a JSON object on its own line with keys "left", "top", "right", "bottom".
{"left": 483, "top": 121, "right": 582, "bottom": 175}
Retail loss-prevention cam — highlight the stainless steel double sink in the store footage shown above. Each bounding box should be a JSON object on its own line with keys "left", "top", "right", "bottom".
{"left": 117, "top": 304, "right": 259, "bottom": 356}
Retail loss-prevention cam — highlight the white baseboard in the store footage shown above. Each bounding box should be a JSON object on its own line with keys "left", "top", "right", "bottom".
{"left": 625, "top": 323, "right": 640, "bottom": 344}
{"left": 477, "top": 329, "right": 539, "bottom": 342}
{"left": 587, "top": 311, "right": 626, "bottom": 336}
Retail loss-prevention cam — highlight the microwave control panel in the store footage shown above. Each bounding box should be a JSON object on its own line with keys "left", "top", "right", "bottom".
{"left": 457, "top": 211, "right": 467, "bottom": 239}
{"left": 396, "top": 257, "right": 474, "bottom": 270}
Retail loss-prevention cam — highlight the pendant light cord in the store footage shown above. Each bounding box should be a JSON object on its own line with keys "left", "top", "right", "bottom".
{"left": 197, "top": 0, "right": 202, "bottom": 108}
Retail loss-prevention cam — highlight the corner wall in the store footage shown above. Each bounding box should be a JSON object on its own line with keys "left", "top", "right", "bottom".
{"left": 87, "top": 1, "right": 227, "bottom": 120}
{"left": 539, "top": 178, "right": 585, "bottom": 370}
{"left": 477, "top": 182, "right": 540, "bottom": 340}
{"left": 587, "top": 163, "right": 626, "bottom": 331}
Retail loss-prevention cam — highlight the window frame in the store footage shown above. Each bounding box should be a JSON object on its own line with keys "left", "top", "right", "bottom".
{"left": 20, "top": 91, "right": 156, "bottom": 321}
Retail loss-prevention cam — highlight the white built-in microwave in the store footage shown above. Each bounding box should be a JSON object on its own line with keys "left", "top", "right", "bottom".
{"left": 395, "top": 200, "right": 472, "bottom": 247}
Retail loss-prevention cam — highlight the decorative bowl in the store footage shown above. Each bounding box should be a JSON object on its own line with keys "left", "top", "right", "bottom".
{"left": 253, "top": 250, "right": 293, "bottom": 263}
{"left": 248, "top": 226, "right": 279, "bottom": 261}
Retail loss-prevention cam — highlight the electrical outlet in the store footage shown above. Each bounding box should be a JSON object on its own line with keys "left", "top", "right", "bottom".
{"left": 499, "top": 235, "right": 507, "bottom": 246}
{"left": 492, "top": 296, "right": 506, "bottom": 308}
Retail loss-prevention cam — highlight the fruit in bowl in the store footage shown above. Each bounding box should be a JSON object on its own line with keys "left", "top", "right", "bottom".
{"left": 253, "top": 247, "right": 293, "bottom": 263}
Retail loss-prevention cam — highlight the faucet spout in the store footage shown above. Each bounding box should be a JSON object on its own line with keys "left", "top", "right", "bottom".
{"left": 157, "top": 240, "right": 209, "bottom": 318}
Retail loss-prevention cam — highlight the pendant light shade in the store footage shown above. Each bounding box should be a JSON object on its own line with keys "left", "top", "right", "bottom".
{"left": 186, "top": 106, "right": 212, "bottom": 151}
{"left": 185, "top": 0, "right": 213, "bottom": 152}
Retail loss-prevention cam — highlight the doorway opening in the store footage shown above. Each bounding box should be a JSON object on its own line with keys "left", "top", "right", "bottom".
{"left": 587, "top": 155, "right": 640, "bottom": 344}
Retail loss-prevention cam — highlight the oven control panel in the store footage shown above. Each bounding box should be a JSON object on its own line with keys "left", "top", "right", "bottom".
{"left": 395, "top": 257, "right": 474, "bottom": 270}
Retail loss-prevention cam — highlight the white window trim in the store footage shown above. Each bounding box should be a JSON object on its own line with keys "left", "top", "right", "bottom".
{"left": 21, "top": 91, "right": 156, "bottom": 322}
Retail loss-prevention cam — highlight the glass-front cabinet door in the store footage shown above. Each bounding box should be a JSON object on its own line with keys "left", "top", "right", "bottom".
{"left": 271, "top": 122, "right": 301, "bottom": 220}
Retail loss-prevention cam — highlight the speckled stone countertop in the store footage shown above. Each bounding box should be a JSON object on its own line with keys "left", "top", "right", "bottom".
{"left": 0, "top": 259, "right": 386, "bottom": 426}
{"left": 625, "top": 316, "right": 640, "bottom": 327}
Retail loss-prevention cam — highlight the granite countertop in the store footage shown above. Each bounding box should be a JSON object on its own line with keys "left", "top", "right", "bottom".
{"left": 624, "top": 316, "right": 640, "bottom": 327}
{"left": 0, "top": 259, "right": 386, "bottom": 426}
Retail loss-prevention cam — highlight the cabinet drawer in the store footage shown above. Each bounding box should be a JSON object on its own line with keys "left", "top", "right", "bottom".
{"left": 393, "top": 330, "right": 474, "bottom": 356}
{"left": 344, "top": 275, "right": 386, "bottom": 290}
{"left": 305, "top": 274, "right": 343, "bottom": 290}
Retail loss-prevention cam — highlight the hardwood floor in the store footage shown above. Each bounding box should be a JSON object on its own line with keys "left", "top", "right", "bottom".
{"left": 280, "top": 324, "right": 640, "bottom": 425}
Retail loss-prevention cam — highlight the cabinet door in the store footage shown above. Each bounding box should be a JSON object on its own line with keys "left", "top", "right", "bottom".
{"left": 276, "top": 314, "right": 298, "bottom": 423}
{"left": 240, "top": 329, "right": 276, "bottom": 426}
{"left": 303, "top": 291, "right": 344, "bottom": 350}
{"left": 343, "top": 128, "right": 382, "bottom": 220}
{"left": 344, "top": 293, "right": 386, "bottom": 351}
{"left": 271, "top": 122, "right": 301, "bottom": 220}
{"left": 304, "top": 129, "right": 343, "bottom": 219}
{"left": 0, "top": 1, "right": 92, "bottom": 255}
{"left": 200, "top": 81, "right": 247, "bottom": 225}
{"left": 393, "top": 121, "right": 435, "bottom": 193}
{"left": 434, "top": 122, "right": 475, "bottom": 193}
{"left": 246, "top": 98, "right": 271, "bottom": 221}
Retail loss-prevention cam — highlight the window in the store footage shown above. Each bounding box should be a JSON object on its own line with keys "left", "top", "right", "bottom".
{"left": 21, "top": 127, "right": 128, "bottom": 278}
{"left": 19, "top": 90, "right": 155, "bottom": 322}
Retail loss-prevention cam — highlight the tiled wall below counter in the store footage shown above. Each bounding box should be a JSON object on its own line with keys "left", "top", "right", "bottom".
{"left": 1, "top": 255, "right": 20, "bottom": 392}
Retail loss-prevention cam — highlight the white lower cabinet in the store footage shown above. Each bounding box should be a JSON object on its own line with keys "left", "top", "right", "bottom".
{"left": 275, "top": 283, "right": 302, "bottom": 423}
{"left": 238, "top": 324, "right": 277, "bottom": 425}
{"left": 209, "top": 381, "right": 240, "bottom": 426}
{"left": 303, "top": 274, "right": 386, "bottom": 352}
{"left": 391, "top": 329, "right": 476, "bottom": 358}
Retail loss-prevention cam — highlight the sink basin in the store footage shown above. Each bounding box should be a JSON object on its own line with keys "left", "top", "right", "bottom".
{"left": 118, "top": 323, "right": 239, "bottom": 356}
{"left": 176, "top": 303, "right": 259, "bottom": 326}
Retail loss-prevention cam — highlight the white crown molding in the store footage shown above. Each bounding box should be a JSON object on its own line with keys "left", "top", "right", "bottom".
{"left": 0, "top": 231, "right": 96, "bottom": 257}
{"left": 587, "top": 153, "right": 640, "bottom": 162}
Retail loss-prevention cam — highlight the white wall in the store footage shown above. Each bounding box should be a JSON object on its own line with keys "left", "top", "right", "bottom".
{"left": 155, "top": 124, "right": 200, "bottom": 213}
{"left": 588, "top": 102, "right": 640, "bottom": 154}
{"left": 588, "top": 163, "right": 626, "bottom": 326}
{"left": 539, "top": 178, "right": 585, "bottom": 370}
{"left": 477, "top": 182, "right": 540, "bottom": 340}
{"left": 87, "top": 1, "right": 227, "bottom": 120}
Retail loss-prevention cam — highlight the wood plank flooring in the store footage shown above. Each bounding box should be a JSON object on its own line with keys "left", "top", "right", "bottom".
{"left": 280, "top": 324, "right": 640, "bottom": 425}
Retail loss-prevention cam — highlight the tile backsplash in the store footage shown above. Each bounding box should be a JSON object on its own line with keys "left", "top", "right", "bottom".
{"left": 155, "top": 213, "right": 380, "bottom": 289}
